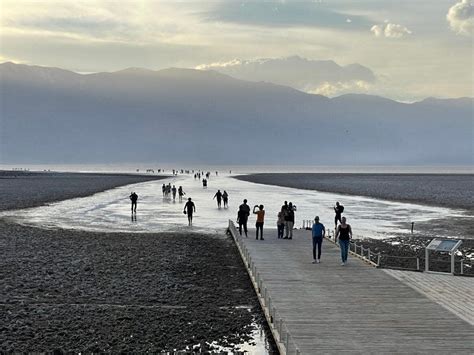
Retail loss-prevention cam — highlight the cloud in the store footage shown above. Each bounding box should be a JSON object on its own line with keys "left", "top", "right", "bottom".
{"left": 196, "top": 56, "right": 376, "bottom": 96}
{"left": 307, "top": 80, "right": 372, "bottom": 97}
{"left": 371, "top": 22, "right": 412, "bottom": 38}
{"left": 447, "top": 0, "right": 473, "bottom": 35}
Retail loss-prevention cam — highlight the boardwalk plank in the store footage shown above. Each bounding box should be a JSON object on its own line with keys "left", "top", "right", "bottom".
{"left": 230, "top": 226, "right": 474, "bottom": 354}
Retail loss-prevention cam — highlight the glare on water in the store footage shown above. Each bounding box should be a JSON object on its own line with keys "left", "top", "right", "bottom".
{"left": 1, "top": 174, "right": 466, "bottom": 239}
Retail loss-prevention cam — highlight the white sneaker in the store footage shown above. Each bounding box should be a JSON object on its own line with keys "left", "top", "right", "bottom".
{"left": 341, "top": 262, "right": 345, "bottom": 266}
{"left": 312, "top": 260, "right": 316, "bottom": 264}
{"left": 316, "top": 259, "right": 320, "bottom": 264}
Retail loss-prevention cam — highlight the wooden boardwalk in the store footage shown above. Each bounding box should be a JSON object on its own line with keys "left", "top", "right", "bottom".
{"left": 228, "top": 223, "right": 474, "bottom": 354}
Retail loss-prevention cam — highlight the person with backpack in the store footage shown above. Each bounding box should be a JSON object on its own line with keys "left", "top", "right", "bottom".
{"left": 237, "top": 199, "right": 250, "bottom": 237}
{"left": 334, "top": 201, "right": 344, "bottom": 230}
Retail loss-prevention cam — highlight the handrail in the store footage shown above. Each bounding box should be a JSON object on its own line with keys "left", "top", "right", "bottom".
{"left": 227, "top": 220, "right": 300, "bottom": 355}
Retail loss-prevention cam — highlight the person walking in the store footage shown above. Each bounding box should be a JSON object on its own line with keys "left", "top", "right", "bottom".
{"left": 213, "top": 189, "right": 223, "bottom": 208}
{"left": 277, "top": 207, "right": 285, "bottom": 239}
{"left": 162, "top": 184, "right": 166, "bottom": 197}
{"left": 336, "top": 217, "right": 352, "bottom": 265}
{"left": 311, "top": 216, "right": 325, "bottom": 264}
{"left": 334, "top": 201, "right": 344, "bottom": 229}
{"left": 202, "top": 178, "right": 207, "bottom": 188}
{"left": 253, "top": 204, "right": 265, "bottom": 240}
{"left": 178, "top": 186, "right": 185, "bottom": 202}
{"left": 237, "top": 199, "right": 250, "bottom": 237}
{"left": 222, "top": 190, "right": 229, "bottom": 208}
{"left": 284, "top": 202, "right": 295, "bottom": 239}
{"left": 183, "top": 197, "right": 196, "bottom": 226}
{"left": 129, "top": 192, "right": 138, "bottom": 213}
{"left": 172, "top": 185, "right": 177, "bottom": 201}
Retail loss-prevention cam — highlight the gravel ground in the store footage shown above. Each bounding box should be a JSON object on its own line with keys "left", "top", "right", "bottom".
{"left": 0, "top": 172, "right": 277, "bottom": 353}
{"left": 350, "top": 236, "right": 474, "bottom": 276}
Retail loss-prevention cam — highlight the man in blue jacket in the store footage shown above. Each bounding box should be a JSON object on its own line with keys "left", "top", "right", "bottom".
{"left": 311, "top": 216, "right": 326, "bottom": 264}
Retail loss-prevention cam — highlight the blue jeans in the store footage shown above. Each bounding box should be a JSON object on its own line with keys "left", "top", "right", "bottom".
{"left": 277, "top": 224, "right": 285, "bottom": 238}
{"left": 312, "top": 236, "right": 323, "bottom": 260}
{"left": 339, "top": 239, "right": 350, "bottom": 262}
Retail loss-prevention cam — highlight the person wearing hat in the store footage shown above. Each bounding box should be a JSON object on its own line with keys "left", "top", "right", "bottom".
{"left": 311, "top": 216, "right": 326, "bottom": 264}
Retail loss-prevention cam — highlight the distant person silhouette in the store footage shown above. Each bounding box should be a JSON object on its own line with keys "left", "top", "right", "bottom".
{"left": 334, "top": 202, "right": 344, "bottom": 229}
{"left": 213, "top": 189, "right": 223, "bottom": 208}
{"left": 277, "top": 207, "right": 285, "bottom": 239}
{"left": 253, "top": 204, "right": 265, "bottom": 240}
{"left": 162, "top": 184, "right": 166, "bottom": 197}
{"left": 178, "top": 186, "right": 185, "bottom": 202}
{"left": 222, "top": 190, "right": 229, "bottom": 208}
{"left": 202, "top": 178, "right": 207, "bottom": 188}
{"left": 172, "top": 185, "right": 177, "bottom": 201}
{"left": 237, "top": 199, "right": 250, "bottom": 237}
{"left": 183, "top": 197, "right": 196, "bottom": 226}
{"left": 129, "top": 192, "right": 138, "bottom": 213}
{"left": 284, "top": 202, "right": 295, "bottom": 239}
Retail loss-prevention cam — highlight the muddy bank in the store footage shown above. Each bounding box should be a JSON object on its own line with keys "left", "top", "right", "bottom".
{"left": 235, "top": 173, "right": 474, "bottom": 211}
{"left": 0, "top": 220, "right": 276, "bottom": 352}
{"left": 0, "top": 170, "right": 167, "bottom": 211}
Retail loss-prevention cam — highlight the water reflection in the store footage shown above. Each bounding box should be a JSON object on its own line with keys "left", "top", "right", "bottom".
{"left": 0, "top": 175, "right": 467, "bottom": 239}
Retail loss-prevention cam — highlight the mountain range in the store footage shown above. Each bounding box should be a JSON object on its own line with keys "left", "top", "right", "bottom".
{"left": 0, "top": 62, "right": 472, "bottom": 165}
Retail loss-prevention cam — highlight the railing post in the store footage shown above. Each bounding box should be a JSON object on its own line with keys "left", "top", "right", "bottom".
{"left": 278, "top": 318, "right": 283, "bottom": 341}
{"left": 460, "top": 260, "right": 464, "bottom": 275}
{"left": 377, "top": 253, "right": 381, "bottom": 266}
{"left": 285, "top": 332, "right": 290, "bottom": 352}
{"left": 416, "top": 258, "right": 420, "bottom": 271}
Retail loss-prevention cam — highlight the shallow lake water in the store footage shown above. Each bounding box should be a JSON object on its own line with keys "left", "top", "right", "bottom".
{"left": 1, "top": 174, "right": 468, "bottom": 239}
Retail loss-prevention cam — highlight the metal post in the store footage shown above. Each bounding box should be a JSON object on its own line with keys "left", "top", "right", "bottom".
{"left": 425, "top": 247, "right": 429, "bottom": 272}
{"left": 278, "top": 318, "right": 282, "bottom": 341}
{"left": 285, "top": 332, "right": 290, "bottom": 352}
{"left": 416, "top": 258, "right": 420, "bottom": 271}
{"left": 377, "top": 253, "right": 381, "bottom": 266}
{"left": 451, "top": 252, "right": 455, "bottom": 275}
{"left": 411, "top": 222, "right": 414, "bottom": 233}
{"left": 460, "top": 260, "right": 464, "bottom": 275}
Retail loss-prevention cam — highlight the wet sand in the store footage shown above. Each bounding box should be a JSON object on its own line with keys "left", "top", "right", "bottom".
{"left": 0, "top": 172, "right": 276, "bottom": 352}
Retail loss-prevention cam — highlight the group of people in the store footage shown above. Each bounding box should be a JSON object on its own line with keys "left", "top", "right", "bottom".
{"left": 277, "top": 201, "right": 297, "bottom": 239}
{"left": 131, "top": 183, "right": 352, "bottom": 265}
{"left": 161, "top": 183, "right": 186, "bottom": 202}
{"left": 213, "top": 189, "right": 229, "bottom": 208}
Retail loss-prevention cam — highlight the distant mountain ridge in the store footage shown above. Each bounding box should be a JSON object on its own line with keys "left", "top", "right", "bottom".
{"left": 0, "top": 62, "right": 472, "bottom": 165}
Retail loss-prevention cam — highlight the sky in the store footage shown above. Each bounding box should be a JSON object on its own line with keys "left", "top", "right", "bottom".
{"left": 0, "top": 0, "right": 473, "bottom": 101}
